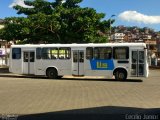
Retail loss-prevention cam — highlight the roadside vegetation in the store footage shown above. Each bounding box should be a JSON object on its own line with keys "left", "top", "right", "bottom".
{"left": 0, "top": 0, "right": 114, "bottom": 44}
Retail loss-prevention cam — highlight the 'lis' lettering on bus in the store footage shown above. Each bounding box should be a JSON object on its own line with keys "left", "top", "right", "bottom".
{"left": 96, "top": 61, "right": 108, "bottom": 68}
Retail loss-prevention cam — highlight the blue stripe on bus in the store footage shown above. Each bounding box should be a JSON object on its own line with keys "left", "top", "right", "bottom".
{"left": 90, "top": 59, "right": 114, "bottom": 70}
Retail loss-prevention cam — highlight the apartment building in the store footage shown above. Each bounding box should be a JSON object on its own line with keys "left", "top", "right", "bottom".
{"left": 111, "top": 33, "right": 125, "bottom": 42}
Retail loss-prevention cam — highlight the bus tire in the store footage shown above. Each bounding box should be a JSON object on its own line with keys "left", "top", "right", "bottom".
{"left": 115, "top": 69, "right": 127, "bottom": 81}
{"left": 46, "top": 68, "right": 58, "bottom": 79}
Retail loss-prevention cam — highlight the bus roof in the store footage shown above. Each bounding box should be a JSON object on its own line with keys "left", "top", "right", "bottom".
{"left": 11, "top": 43, "right": 146, "bottom": 48}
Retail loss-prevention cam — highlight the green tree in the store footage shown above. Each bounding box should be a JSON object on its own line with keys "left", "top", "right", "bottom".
{"left": 0, "top": 17, "right": 30, "bottom": 42}
{"left": 1, "top": 0, "right": 114, "bottom": 43}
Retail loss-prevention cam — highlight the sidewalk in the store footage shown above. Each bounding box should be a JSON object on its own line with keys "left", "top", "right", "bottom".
{"left": 0, "top": 67, "right": 35, "bottom": 78}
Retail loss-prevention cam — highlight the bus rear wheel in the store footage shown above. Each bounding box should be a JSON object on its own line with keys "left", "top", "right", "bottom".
{"left": 46, "top": 68, "right": 58, "bottom": 79}
{"left": 115, "top": 70, "right": 127, "bottom": 81}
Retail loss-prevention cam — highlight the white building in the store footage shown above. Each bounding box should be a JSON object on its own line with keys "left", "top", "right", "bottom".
{"left": 143, "top": 34, "right": 152, "bottom": 40}
{"left": 111, "top": 33, "right": 125, "bottom": 42}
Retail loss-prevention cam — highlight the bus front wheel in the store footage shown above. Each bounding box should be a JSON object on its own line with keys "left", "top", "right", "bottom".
{"left": 46, "top": 68, "right": 58, "bottom": 79}
{"left": 115, "top": 70, "right": 127, "bottom": 81}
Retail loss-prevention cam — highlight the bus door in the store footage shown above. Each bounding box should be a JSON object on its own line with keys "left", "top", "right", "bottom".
{"left": 131, "top": 50, "right": 145, "bottom": 77}
{"left": 23, "top": 51, "right": 35, "bottom": 74}
{"left": 72, "top": 50, "right": 84, "bottom": 76}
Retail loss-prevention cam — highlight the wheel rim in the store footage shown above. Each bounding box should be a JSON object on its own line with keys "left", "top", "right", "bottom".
{"left": 50, "top": 71, "right": 54, "bottom": 76}
{"left": 47, "top": 69, "right": 57, "bottom": 79}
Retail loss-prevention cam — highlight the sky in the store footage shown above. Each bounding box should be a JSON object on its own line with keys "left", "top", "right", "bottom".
{"left": 0, "top": 0, "right": 160, "bottom": 31}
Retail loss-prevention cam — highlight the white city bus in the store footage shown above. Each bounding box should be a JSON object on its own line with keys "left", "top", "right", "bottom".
{"left": 9, "top": 43, "right": 149, "bottom": 80}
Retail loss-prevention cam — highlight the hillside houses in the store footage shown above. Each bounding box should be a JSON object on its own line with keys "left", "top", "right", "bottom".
{"left": 111, "top": 26, "right": 160, "bottom": 63}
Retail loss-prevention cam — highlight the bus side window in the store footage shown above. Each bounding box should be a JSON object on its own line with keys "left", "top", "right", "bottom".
{"left": 50, "top": 48, "right": 58, "bottom": 59}
{"left": 12, "top": 48, "right": 21, "bottom": 59}
{"left": 113, "top": 47, "right": 129, "bottom": 59}
{"left": 94, "top": 47, "right": 112, "bottom": 60}
{"left": 59, "top": 47, "right": 71, "bottom": 59}
{"left": 105, "top": 48, "right": 112, "bottom": 59}
{"left": 86, "top": 47, "right": 93, "bottom": 59}
{"left": 42, "top": 48, "right": 49, "bottom": 59}
{"left": 36, "top": 48, "right": 42, "bottom": 59}
{"left": 42, "top": 48, "right": 58, "bottom": 59}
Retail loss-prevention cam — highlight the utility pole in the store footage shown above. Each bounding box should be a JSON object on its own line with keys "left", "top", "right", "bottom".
{"left": 109, "top": 15, "right": 116, "bottom": 43}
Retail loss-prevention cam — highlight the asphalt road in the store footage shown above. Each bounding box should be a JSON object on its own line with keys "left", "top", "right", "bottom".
{"left": 0, "top": 69, "right": 160, "bottom": 120}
